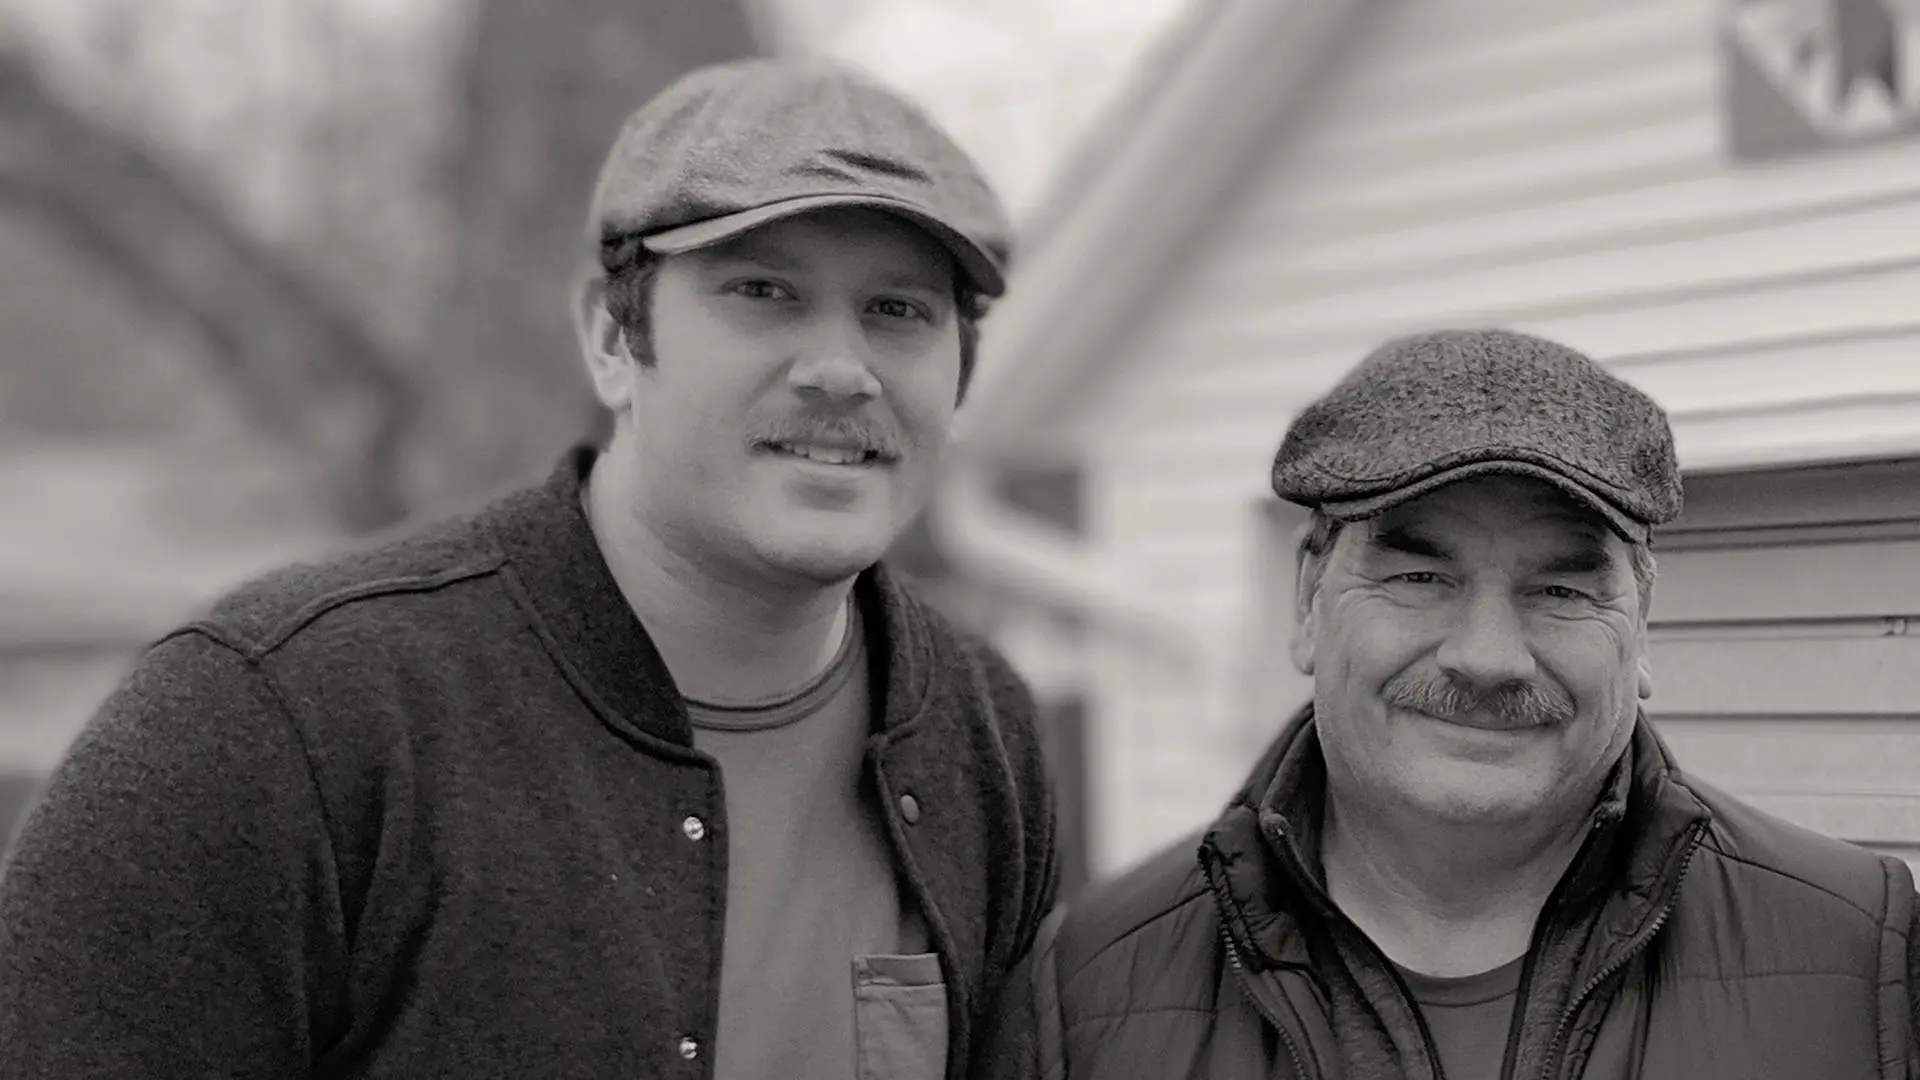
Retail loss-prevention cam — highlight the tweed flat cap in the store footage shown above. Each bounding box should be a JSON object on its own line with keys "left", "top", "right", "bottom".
{"left": 588, "top": 58, "right": 1011, "bottom": 296}
{"left": 1270, "top": 329, "right": 1682, "bottom": 542}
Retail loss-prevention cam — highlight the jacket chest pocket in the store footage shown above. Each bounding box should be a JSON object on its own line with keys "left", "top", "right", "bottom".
{"left": 853, "top": 952, "right": 948, "bottom": 1080}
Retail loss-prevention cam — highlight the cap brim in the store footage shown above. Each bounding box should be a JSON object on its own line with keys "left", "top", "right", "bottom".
{"left": 1317, "top": 460, "right": 1653, "bottom": 543}
{"left": 641, "top": 194, "right": 1006, "bottom": 297}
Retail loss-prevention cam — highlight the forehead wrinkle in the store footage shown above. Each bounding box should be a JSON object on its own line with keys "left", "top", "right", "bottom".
{"left": 1359, "top": 499, "right": 1629, "bottom": 583}
{"left": 1519, "top": 498, "right": 1612, "bottom": 536}
{"left": 1514, "top": 504, "right": 1628, "bottom": 578}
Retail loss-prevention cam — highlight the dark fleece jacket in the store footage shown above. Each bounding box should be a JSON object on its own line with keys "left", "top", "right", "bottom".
{"left": 0, "top": 449, "right": 1059, "bottom": 1080}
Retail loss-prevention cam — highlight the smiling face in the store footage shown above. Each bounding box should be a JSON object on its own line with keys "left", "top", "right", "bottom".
{"left": 583, "top": 207, "right": 963, "bottom": 591}
{"left": 1294, "top": 474, "right": 1653, "bottom": 827}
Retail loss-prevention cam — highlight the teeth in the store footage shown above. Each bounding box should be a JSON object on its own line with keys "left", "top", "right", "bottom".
{"left": 774, "top": 442, "right": 869, "bottom": 465}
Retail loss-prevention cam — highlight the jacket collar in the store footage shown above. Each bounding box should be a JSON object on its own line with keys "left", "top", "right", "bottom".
{"left": 487, "top": 447, "right": 937, "bottom": 749}
{"left": 1201, "top": 706, "right": 1709, "bottom": 972}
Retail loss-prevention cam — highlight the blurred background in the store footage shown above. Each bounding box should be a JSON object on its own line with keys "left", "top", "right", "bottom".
{"left": 2, "top": 0, "right": 1918, "bottom": 900}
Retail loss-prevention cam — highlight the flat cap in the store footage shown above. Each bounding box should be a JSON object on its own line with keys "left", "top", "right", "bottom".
{"left": 1270, "top": 329, "right": 1682, "bottom": 542}
{"left": 588, "top": 57, "right": 1011, "bottom": 296}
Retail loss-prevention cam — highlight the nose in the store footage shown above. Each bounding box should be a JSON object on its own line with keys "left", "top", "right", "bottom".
{"left": 789, "top": 319, "right": 881, "bottom": 403}
{"left": 1435, "top": 588, "right": 1538, "bottom": 688}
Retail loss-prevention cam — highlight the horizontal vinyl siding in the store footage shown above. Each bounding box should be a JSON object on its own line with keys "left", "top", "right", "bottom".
{"left": 1067, "top": 0, "right": 1920, "bottom": 874}
{"left": 1070, "top": 0, "right": 1920, "bottom": 471}
{"left": 1078, "top": 451, "right": 1269, "bottom": 874}
{"left": 1647, "top": 465, "right": 1920, "bottom": 866}
{"left": 1656, "top": 720, "right": 1920, "bottom": 845}
{"left": 1650, "top": 603, "right": 1920, "bottom": 866}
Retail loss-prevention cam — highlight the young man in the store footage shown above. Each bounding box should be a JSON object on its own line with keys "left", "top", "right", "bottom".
{"left": 0, "top": 58, "right": 1058, "bottom": 1080}
{"left": 978, "top": 329, "right": 1920, "bottom": 1079}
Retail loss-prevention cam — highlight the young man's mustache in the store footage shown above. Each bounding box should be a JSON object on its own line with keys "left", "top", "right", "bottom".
{"left": 749, "top": 413, "right": 904, "bottom": 461}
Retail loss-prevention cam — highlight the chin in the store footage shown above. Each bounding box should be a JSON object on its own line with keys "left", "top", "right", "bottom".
{"left": 746, "top": 523, "right": 894, "bottom": 587}
{"left": 1407, "top": 764, "right": 1558, "bottom": 825}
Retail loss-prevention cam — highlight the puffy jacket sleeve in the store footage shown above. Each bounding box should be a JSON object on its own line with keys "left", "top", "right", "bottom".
{"left": 1909, "top": 898, "right": 1920, "bottom": 1078}
{"left": 973, "top": 906, "right": 1070, "bottom": 1080}
{"left": 0, "top": 631, "right": 345, "bottom": 1077}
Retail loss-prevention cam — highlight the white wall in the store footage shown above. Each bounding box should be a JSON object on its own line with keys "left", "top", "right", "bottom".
{"left": 764, "top": 0, "right": 1197, "bottom": 218}
{"left": 1063, "top": 0, "right": 1920, "bottom": 876}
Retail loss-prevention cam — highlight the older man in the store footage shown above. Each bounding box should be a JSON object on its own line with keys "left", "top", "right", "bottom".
{"left": 977, "top": 329, "right": 1918, "bottom": 1079}
{"left": 1, "top": 59, "right": 1056, "bottom": 1080}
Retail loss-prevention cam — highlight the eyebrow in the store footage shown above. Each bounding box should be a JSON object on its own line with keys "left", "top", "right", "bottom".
{"left": 1366, "top": 524, "right": 1451, "bottom": 560}
{"left": 873, "top": 270, "right": 952, "bottom": 295}
{"left": 1540, "top": 540, "right": 1620, "bottom": 577}
{"left": 1368, "top": 522, "right": 1621, "bottom": 577}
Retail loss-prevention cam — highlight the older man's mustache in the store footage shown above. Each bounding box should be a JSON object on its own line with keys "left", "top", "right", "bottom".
{"left": 1384, "top": 674, "right": 1576, "bottom": 729}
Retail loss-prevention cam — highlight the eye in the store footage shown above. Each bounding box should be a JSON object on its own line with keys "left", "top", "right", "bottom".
{"left": 868, "top": 296, "right": 931, "bottom": 322}
{"left": 730, "top": 279, "right": 794, "bottom": 301}
{"left": 1539, "top": 584, "right": 1592, "bottom": 601}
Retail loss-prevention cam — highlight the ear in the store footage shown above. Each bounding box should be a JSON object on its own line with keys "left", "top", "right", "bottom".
{"left": 1633, "top": 612, "right": 1654, "bottom": 700}
{"left": 1290, "top": 547, "right": 1318, "bottom": 676}
{"left": 573, "top": 268, "right": 634, "bottom": 411}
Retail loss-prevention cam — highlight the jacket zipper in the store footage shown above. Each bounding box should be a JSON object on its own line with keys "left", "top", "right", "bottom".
{"left": 1498, "top": 816, "right": 1614, "bottom": 1080}
{"left": 1213, "top": 827, "right": 1451, "bottom": 1080}
{"left": 1219, "top": 921, "right": 1314, "bottom": 1080}
{"left": 1208, "top": 856, "right": 1316, "bottom": 1080}
{"left": 1536, "top": 820, "right": 1708, "bottom": 1078}
{"left": 1268, "top": 824, "right": 1452, "bottom": 1080}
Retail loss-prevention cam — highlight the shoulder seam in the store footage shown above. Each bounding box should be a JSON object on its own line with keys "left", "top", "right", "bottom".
{"left": 1056, "top": 877, "right": 1212, "bottom": 989}
{"left": 143, "top": 628, "right": 349, "bottom": 931}
{"left": 244, "top": 644, "right": 349, "bottom": 925}
{"left": 193, "top": 558, "right": 505, "bottom": 660}
{"left": 1696, "top": 836, "right": 1884, "bottom": 925}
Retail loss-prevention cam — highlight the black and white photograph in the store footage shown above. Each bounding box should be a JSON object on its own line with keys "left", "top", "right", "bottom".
{"left": 2, "top": 1, "right": 1917, "bottom": 1076}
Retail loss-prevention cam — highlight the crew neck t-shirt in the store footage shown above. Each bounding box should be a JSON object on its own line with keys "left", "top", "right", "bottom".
{"left": 686, "top": 601, "right": 944, "bottom": 1080}
{"left": 1394, "top": 953, "right": 1524, "bottom": 1080}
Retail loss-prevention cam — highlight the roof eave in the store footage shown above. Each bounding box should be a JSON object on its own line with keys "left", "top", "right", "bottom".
{"left": 953, "top": 0, "right": 1379, "bottom": 458}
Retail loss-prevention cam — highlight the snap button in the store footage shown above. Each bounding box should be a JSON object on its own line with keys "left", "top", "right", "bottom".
{"left": 681, "top": 815, "right": 706, "bottom": 842}
{"left": 899, "top": 793, "right": 922, "bottom": 825}
{"left": 678, "top": 1035, "right": 700, "bottom": 1060}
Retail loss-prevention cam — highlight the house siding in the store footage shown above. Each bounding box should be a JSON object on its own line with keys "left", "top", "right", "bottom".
{"left": 1057, "top": 0, "right": 1920, "bottom": 875}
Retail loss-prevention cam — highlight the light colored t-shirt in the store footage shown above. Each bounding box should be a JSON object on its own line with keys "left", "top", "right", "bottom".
{"left": 1395, "top": 953, "right": 1523, "bottom": 1080}
{"left": 688, "top": 601, "right": 945, "bottom": 1080}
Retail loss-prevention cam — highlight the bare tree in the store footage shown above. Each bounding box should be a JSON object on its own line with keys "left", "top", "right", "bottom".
{"left": 0, "top": 1, "right": 764, "bottom": 529}
{"left": 410, "top": 0, "right": 765, "bottom": 510}
{"left": 0, "top": 47, "right": 416, "bottom": 530}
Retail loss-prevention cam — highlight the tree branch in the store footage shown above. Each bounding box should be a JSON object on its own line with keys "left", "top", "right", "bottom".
{"left": 0, "top": 47, "right": 418, "bottom": 531}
